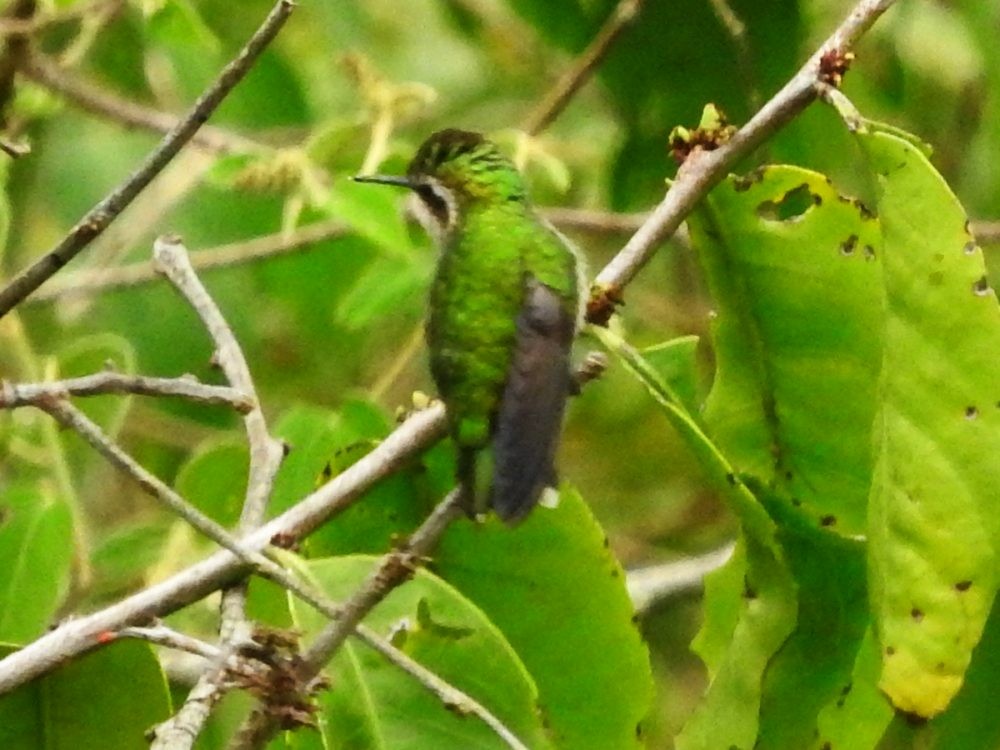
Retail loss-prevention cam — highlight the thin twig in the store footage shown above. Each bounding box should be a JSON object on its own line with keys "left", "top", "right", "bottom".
{"left": 627, "top": 543, "right": 736, "bottom": 615}
{"left": 28, "top": 219, "right": 349, "bottom": 303}
{"left": 520, "top": 0, "right": 642, "bottom": 135}
{"left": 0, "top": 371, "right": 253, "bottom": 412}
{"left": 974, "top": 221, "right": 1000, "bottom": 245}
{"left": 232, "top": 490, "right": 467, "bottom": 749}
{"left": 35, "top": 398, "right": 269, "bottom": 562}
{"left": 21, "top": 51, "right": 266, "bottom": 154}
{"left": 0, "top": 135, "right": 29, "bottom": 157}
{"left": 0, "top": 402, "right": 447, "bottom": 695}
{"left": 0, "top": 0, "right": 295, "bottom": 319}
{"left": 590, "top": 0, "right": 898, "bottom": 320}
{"left": 117, "top": 624, "right": 223, "bottom": 660}
{"left": 152, "top": 235, "right": 283, "bottom": 537}
{"left": 707, "top": 0, "right": 760, "bottom": 110}
{"left": 354, "top": 624, "right": 530, "bottom": 750}
{"left": 151, "top": 235, "right": 284, "bottom": 748}
{"left": 0, "top": 0, "right": 121, "bottom": 36}
{"left": 543, "top": 206, "right": 647, "bottom": 235}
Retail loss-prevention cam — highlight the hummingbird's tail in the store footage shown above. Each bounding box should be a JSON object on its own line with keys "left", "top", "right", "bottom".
{"left": 490, "top": 279, "right": 574, "bottom": 524}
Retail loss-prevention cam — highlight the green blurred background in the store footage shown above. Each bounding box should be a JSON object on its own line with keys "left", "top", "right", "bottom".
{"left": 2, "top": 0, "right": 998, "bottom": 744}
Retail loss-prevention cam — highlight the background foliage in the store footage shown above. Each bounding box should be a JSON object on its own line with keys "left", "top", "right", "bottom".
{"left": 1, "top": 0, "right": 1000, "bottom": 748}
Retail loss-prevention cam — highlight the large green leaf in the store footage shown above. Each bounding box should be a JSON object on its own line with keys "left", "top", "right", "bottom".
{"left": 675, "top": 534, "right": 795, "bottom": 750}
{"left": 755, "top": 494, "right": 869, "bottom": 750}
{"left": 688, "top": 166, "right": 884, "bottom": 536}
{"left": 811, "top": 628, "right": 894, "bottom": 749}
{"left": 0, "top": 640, "right": 171, "bottom": 749}
{"left": 595, "top": 328, "right": 795, "bottom": 749}
{"left": 270, "top": 402, "right": 435, "bottom": 557}
{"left": 292, "top": 555, "right": 551, "bottom": 750}
{"left": 433, "top": 487, "right": 653, "bottom": 750}
{"left": 0, "top": 483, "right": 73, "bottom": 643}
{"left": 858, "top": 127, "right": 1000, "bottom": 718}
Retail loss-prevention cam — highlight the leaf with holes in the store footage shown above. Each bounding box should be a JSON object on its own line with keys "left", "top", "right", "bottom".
{"left": 688, "top": 166, "right": 884, "bottom": 536}
{"left": 857, "top": 126, "right": 1000, "bottom": 718}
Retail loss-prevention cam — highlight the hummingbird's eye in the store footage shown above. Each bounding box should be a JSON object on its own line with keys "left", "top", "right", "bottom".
{"left": 415, "top": 183, "right": 451, "bottom": 226}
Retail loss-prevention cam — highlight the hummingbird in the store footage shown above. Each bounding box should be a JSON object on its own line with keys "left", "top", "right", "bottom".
{"left": 355, "top": 129, "right": 582, "bottom": 524}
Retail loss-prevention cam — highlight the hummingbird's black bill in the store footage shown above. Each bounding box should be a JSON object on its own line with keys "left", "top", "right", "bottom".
{"left": 352, "top": 174, "right": 415, "bottom": 189}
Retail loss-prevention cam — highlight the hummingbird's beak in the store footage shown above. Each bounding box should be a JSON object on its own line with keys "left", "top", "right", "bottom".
{"left": 352, "top": 174, "right": 415, "bottom": 190}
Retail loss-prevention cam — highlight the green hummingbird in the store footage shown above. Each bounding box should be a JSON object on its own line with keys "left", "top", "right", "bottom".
{"left": 355, "top": 129, "right": 582, "bottom": 523}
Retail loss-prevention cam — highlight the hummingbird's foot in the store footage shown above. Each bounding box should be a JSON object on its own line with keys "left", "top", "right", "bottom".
{"left": 570, "top": 350, "right": 609, "bottom": 394}
{"left": 394, "top": 390, "right": 442, "bottom": 423}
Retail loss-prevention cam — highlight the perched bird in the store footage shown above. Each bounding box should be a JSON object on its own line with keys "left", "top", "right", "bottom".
{"left": 355, "top": 129, "right": 582, "bottom": 524}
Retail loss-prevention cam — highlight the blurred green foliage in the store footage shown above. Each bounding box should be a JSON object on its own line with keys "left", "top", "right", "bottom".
{"left": 1, "top": 0, "right": 1000, "bottom": 748}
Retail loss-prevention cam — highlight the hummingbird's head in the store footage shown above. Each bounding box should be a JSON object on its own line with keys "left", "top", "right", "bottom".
{"left": 355, "top": 129, "right": 526, "bottom": 242}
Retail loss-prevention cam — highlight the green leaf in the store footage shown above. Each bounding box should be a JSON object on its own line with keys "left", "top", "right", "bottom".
{"left": 57, "top": 333, "right": 137, "bottom": 442}
{"left": 144, "top": 0, "right": 220, "bottom": 53}
{"left": 687, "top": 166, "right": 884, "bottom": 536}
{"left": 174, "top": 437, "right": 248, "bottom": 528}
{"left": 326, "top": 179, "right": 415, "bottom": 258}
{"left": 593, "top": 324, "right": 778, "bottom": 550}
{"left": 755, "top": 495, "right": 869, "bottom": 750}
{"left": 88, "top": 518, "right": 172, "bottom": 604}
{"left": 0, "top": 159, "right": 9, "bottom": 263}
{"left": 0, "top": 483, "right": 73, "bottom": 643}
{"left": 857, "top": 127, "right": 1000, "bottom": 717}
{"left": 924, "top": 596, "right": 1000, "bottom": 748}
{"left": 690, "top": 540, "right": 745, "bottom": 681}
{"left": 640, "top": 335, "right": 702, "bottom": 417}
{"left": 0, "top": 640, "right": 171, "bottom": 749}
{"left": 675, "top": 535, "right": 795, "bottom": 750}
{"left": 291, "top": 555, "right": 551, "bottom": 750}
{"left": 811, "top": 628, "right": 894, "bottom": 749}
{"left": 433, "top": 487, "right": 652, "bottom": 750}
{"left": 270, "top": 403, "right": 435, "bottom": 557}
{"left": 334, "top": 256, "right": 429, "bottom": 331}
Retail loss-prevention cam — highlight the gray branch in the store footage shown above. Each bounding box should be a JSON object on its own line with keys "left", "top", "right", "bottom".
{"left": 0, "top": 0, "right": 295, "bottom": 318}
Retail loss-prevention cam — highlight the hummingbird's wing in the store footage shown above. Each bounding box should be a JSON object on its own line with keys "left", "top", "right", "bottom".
{"left": 490, "top": 277, "right": 575, "bottom": 524}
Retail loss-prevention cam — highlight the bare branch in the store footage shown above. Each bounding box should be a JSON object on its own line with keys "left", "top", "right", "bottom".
{"left": 543, "top": 206, "right": 647, "bottom": 235}
{"left": 21, "top": 51, "right": 266, "bottom": 154}
{"left": 627, "top": 543, "right": 736, "bottom": 615}
{"left": 0, "top": 0, "right": 295, "bottom": 319}
{"left": 0, "top": 0, "right": 122, "bottom": 36}
{"left": 973, "top": 221, "right": 1000, "bottom": 245}
{"left": 153, "top": 235, "right": 283, "bottom": 533}
{"left": 232, "top": 490, "right": 466, "bottom": 749}
{"left": 0, "top": 135, "right": 29, "bottom": 157}
{"left": 29, "top": 219, "right": 349, "bottom": 303}
{"left": 589, "top": 0, "right": 898, "bottom": 322}
{"left": 0, "top": 371, "right": 253, "bottom": 412}
{"left": 116, "top": 624, "right": 222, "bottom": 660}
{"left": 520, "top": 0, "right": 642, "bottom": 136}
{"left": 34, "top": 398, "right": 267, "bottom": 558}
{"left": 152, "top": 234, "right": 285, "bottom": 747}
{"left": 707, "top": 0, "right": 760, "bottom": 110}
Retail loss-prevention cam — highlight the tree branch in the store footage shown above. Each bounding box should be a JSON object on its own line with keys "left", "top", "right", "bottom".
{"left": 21, "top": 51, "right": 266, "bottom": 154}
{"left": 28, "top": 219, "right": 349, "bottom": 303}
{"left": 231, "top": 489, "right": 467, "bottom": 749}
{"left": 0, "top": 371, "right": 253, "bottom": 412}
{"left": 627, "top": 543, "right": 736, "bottom": 615}
{"left": 0, "top": 0, "right": 295, "bottom": 319}
{"left": 0, "top": 402, "right": 447, "bottom": 694}
{"left": 589, "top": 0, "right": 898, "bottom": 323}
{"left": 150, "top": 234, "right": 285, "bottom": 748}
{"left": 520, "top": 0, "right": 642, "bottom": 136}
